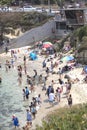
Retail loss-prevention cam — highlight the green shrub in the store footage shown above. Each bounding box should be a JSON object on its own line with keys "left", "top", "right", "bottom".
{"left": 36, "top": 104, "right": 87, "bottom": 130}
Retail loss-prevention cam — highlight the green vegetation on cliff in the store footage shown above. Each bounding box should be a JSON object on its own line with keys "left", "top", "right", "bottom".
{"left": 0, "top": 12, "right": 50, "bottom": 31}
{"left": 70, "top": 25, "right": 87, "bottom": 50}
{"left": 36, "top": 104, "right": 87, "bottom": 130}
{"left": 0, "top": 12, "right": 51, "bottom": 44}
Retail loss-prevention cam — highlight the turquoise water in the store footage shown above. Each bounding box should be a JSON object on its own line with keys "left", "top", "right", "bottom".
{"left": 0, "top": 63, "right": 27, "bottom": 130}
{"left": 0, "top": 52, "right": 44, "bottom": 130}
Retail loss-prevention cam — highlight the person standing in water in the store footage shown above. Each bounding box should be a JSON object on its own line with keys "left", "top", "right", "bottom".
{"left": 0, "top": 77, "right": 2, "bottom": 84}
{"left": 25, "top": 87, "right": 29, "bottom": 100}
{"left": 26, "top": 109, "right": 32, "bottom": 127}
{"left": 12, "top": 114, "right": 19, "bottom": 128}
{"left": 23, "top": 89, "right": 26, "bottom": 101}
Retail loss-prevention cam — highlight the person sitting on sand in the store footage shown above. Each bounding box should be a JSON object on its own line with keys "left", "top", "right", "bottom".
{"left": 73, "top": 77, "right": 80, "bottom": 83}
{"left": 58, "top": 78, "right": 64, "bottom": 85}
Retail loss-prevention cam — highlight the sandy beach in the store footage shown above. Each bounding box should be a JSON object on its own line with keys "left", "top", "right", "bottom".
{"left": 0, "top": 45, "right": 87, "bottom": 130}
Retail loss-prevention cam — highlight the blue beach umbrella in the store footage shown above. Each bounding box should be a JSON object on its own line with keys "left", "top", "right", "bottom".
{"left": 30, "top": 52, "right": 37, "bottom": 60}
{"left": 84, "top": 66, "right": 87, "bottom": 73}
{"left": 61, "top": 56, "right": 74, "bottom": 62}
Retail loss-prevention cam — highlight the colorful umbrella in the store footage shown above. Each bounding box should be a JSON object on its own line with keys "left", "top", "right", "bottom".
{"left": 61, "top": 56, "right": 74, "bottom": 62}
{"left": 42, "top": 44, "right": 53, "bottom": 48}
{"left": 29, "top": 52, "right": 37, "bottom": 60}
{"left": 43, "top": 42, "right": 53, "bottom": 45}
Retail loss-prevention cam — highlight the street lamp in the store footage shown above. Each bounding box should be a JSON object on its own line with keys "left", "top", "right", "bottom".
{"left": 48, "top": 0, "right": 51, "bottom": 13}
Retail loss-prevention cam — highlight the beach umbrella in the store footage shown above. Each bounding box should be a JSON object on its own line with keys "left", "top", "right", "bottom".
{"left": 43, "top": 41, "right": 53, "bottom": 45}
{"left": 30, "top": 52, "right": 37, "bottom": 60}
{"left": 42, "top": 44, "right": 53, "bottom": 49}
{"left": 61, "top": 56, "right": 74, "bottom": 62}
{"left": 84, "top": 66, "right": 87, "bottom": 73}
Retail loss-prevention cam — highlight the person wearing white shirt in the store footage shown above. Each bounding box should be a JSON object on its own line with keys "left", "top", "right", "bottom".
{"left": 49, "top": 90, "right": 55, "bottom": 106}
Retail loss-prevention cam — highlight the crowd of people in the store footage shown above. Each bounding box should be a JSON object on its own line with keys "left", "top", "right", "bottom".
{"left": 0, "top": 45, "right": 87, "bottom": 130}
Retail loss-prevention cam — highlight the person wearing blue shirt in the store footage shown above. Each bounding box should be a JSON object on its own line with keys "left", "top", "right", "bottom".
{"left": 12, "top": 115, "right": 19, "bottom": 128}
{"left": 26, "top": 109, "right": 32, "bottom": 126}
{"left": 25, "top": 87, "right": 29, "bottom": 99}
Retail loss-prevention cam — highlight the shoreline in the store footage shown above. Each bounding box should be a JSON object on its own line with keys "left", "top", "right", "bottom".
{"left": 0, "top": 45, "right": 87, "bottom": 130}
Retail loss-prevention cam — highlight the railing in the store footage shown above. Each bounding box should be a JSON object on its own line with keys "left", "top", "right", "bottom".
{"left": 54, "top": 17, "right": 86, "bottom": 25}
{"left": 66, "top": 18, "right": 84, "bottom": 25}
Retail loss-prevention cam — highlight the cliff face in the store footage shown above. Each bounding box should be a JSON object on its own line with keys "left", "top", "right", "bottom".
{"left": 76, "top": 44, "right": 87, "bottom": 64}
{"left": 0, "top": 12, "right": 50, "bottom": 45}
{"left": 0, "top": 20, "right": 55, "bottom": 54}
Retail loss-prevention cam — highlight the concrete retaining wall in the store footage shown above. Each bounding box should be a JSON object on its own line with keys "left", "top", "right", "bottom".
{"left": 11, "top": 20, "right": 55, "bottom": 48}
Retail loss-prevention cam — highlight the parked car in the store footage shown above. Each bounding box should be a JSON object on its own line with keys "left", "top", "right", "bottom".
{"left": 20, "top": 6, "right": 36, "bottom": 12}
{"left": 0, "top": 7, "right": 13, "bottom": 12}
{"left": 67, "top": 4, "right": 74, "bottom": 8}
{"left": 47, "top": 9, "right": 60, "bottom": 16}
{"left": 36, "top": 7, "right": 47, "bottom": 13}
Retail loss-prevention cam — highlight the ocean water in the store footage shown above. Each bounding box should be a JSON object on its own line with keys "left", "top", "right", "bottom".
{"left": 0, "top": 51, "right": 44, "bottom": 130}
{"left": 0, "top": 65, "right": 29, "bottom": 130}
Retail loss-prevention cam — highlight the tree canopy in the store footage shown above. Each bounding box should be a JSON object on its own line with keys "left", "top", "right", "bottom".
{"left": 0, "top": 0, "right": 65, "bottom": 6}
{"left": 0, "top": 0, "right": 12, "bottom": 5}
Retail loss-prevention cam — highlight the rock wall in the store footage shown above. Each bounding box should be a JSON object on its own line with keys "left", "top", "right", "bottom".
{"left": 10, "top": 20, "right": 55, "bottom": 49}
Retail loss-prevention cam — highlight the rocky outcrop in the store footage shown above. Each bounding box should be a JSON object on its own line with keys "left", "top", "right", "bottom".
{"left": 76, "top": 43, "right": 87, "bottom": 64}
